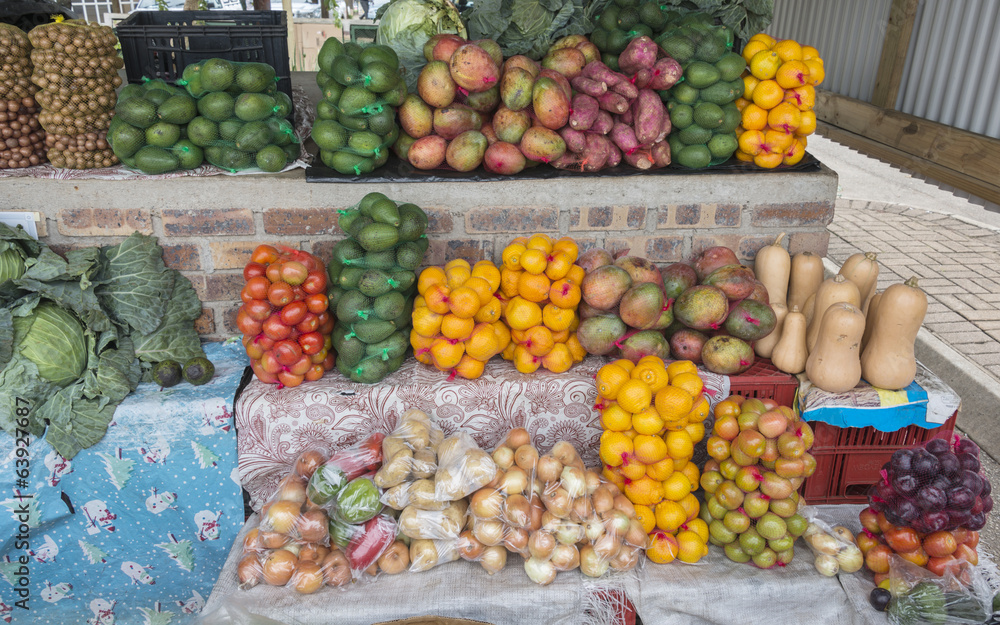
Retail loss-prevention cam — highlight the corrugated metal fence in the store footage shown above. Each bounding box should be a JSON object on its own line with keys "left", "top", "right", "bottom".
{"left": 769, "top": 0, "right": 1000, "bottom": 140}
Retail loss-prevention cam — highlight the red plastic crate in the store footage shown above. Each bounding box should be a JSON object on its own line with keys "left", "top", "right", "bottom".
{"left": 727, "top": 358, "right": 799, "bottom": 407}
{"left": 800, "top": 411, "right": 958, "bottom": 505}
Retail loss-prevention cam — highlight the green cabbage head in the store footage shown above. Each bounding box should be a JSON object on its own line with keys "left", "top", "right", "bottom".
{"left": 0, "top": 248, "right": 25, "bottom": 283}
{"left": 12, "top": 302, "right": 87, "bottom": 387}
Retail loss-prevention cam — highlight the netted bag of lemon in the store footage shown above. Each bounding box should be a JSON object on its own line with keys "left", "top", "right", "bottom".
{"left": 658, "top": 14, "right": 744, "bottom": 168}
{"left": 0, "top": 23, "right": 37, "bottom": 100}
{"left": 312, "top": 38, "right": 406, "bottom": 176}
{"left": 327, "top": 193, "right": 429, "bottom": 384}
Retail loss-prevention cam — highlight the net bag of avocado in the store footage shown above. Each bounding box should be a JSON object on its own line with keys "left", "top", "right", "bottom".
{"left": 328, "top": 192, "right": 428, "bottom": 383}
{"left": 658, "top": 14, "right": 744, "bottom": 168}
{"left": 312, "top": 38, "right": 406, "bottom": 176}
{"left": 28, "top": 21, "right": 123, "bottom": 169}
{"left": 175, "top": 58, "right": 300, "bottom": 173}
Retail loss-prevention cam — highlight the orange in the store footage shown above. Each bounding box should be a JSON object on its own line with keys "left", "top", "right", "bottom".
{"left": 738, "top": 129, "right": 766, "bottom": 156}
{"left": 665, "top": 429, "right": 694, "bottom": 461}
{"left": 801, "top": 45, "right": 820, "bottom": 61}
{"left": 492, "top": 321, "right": 511, "bottom": 353}
{"left": 678, "top": 491, "right": 700, "bottom": 522}
{"left": 784, "top": 84, "right": 815, "bottom": 111}
{"left": 411, "top": 330, "right": 435, "bottom": 364}
{"left": 444, "top": 258, "right": 470, "bottom": 271}
{"left": 499, "top": 268, "right": 522, "bottom": 299}
{"left": 440, "top": 313, "right": 474, "bottom": 341}
{"left": 655, "top": 385, "right": 694, "bottom": 422}
{"left": 751, "top": 79, "right": 783, "bottom": 109}
{"left": 748, "top": 32, "right": 777, "bottom": 48}
{"left": 551, "top": 237, "right": 579, "bottom": 262}
{"left": 501, "top": 341, "right": 516, "bottom": 360}
{"left": 683, "top": 421, "right": 706, "bottom": 446}
{"left": 504, "top": 296, "right": 542, "bottom": 330}
{"left": 741, "top": 102, "right": 769, "bottom": 130}
{"left": 634, "top": 434, "right": 668, "bottom": 464}
{"left": 463, "top": 276, "right": 495, "bottom": 307}
{"left": 685, "top": 518, "right": 710, "bottom": 544}
{"left": 646, "top": 531, "right": 679, "bottom": 564}
{"left": 541, "top": 343, "right": 573, "bottom": 373}
{"left": 741, "top": 39, "right": 770, "bottom": 64}
{"left": 596, "top": 363, "right": 631, "bottom": 400}
{"left": 783, "top": 138, "right": 806, "bottom": 166}
{"left": 474, "top": 297, "right": 502, "bottom": 323}
{"left": 602, "top": 466, "right": 626, "bottom": 492}
{"left": 550, "top": 328, "right": 570, "bottom": 343}
{"left": 735, "top": 149, "right": 754, "bottom": 162}
{"left": 564, "top": 264, "right": 585, "bottom": 286}
{"left": 517, "top": 272, "right": 551, "bottom": 303}
{"left": 676, "top": 530, "right": 708, "bottom": 563}
{"left": 542, "top": 304, "right": 574, "bottom": 332}
{"left": 634, "top": 504, "right": 656, "bottom": 534}
{"left": 767, "top": 101, "right": 802, "bottom": 134}
{"left": 565, "top": 333, "right": 587, "bottom": 362}
{"left": 621, "top": 458, "right": 648, "bottom": 480}
{"left": 624, "top": 475, "right": 663, "bottom": 506}
{"left": 413, "top": 295, "right": 426, "bottom": 309}
{"left": 412, "top": 307, "right": 443, "bottom": 337}
{"left": 749, "top": 50, "right": 781, "bottom": 80}
{"left": 448, "top": 286, "right": 481, "bottom": 319}
{"left": 417, "top": 266, "right": 446, "bottom": 295}
{"left": 544, "top": 251, "right": 573, "bottom": 280}
{"left": 617, "top": 379, "right": 653, "bottom": 413}
{"left": 631, "top": 361, "right": 669, "bottom": 394}
{"left": 519, "top": 248, "right": 548, "bottom": 275}
{"left": 445, "top": 264, "right": 471, "bottom": 290}
{"left": 804, "top": 58, "right": 825, "bottom": 86}
{"left": 599, "top": 430, "right": 634, "bottom": 467}
{"left": 454, "top": 354, "right": 485, "bottom": 379}
{"left": 764, "top": 129, "right": 795, "bottom": 153}
{"left": 775, "top": 60, "right": 810, "bottom": 89}
{"left": 612, "top": 358, "right": 636, "bottom": 373}
{"left": 525, "top": 233, "right": 553, "bottom": 254}
{"left": 510, "top": 236, "right": 528, "bottom": 245}
{"left": 471, "top": 261, "right": 501, "bottom": 292}
{"left": 466, "top": 323, "right": 500, "bottom": 361}
{"left": 654, "top": 500, "right": 687, "bottom": 533}
{"left": 512, "top": 344, "right": 541, "bottom": 373}
{"left": 797, "top": 109, "right": 817, "bottom": 135}
{"left": 670, "top": 372, "right": 703, "bottom": 397}
{"left": 502, "top": 243, "right": 526, "bottom": 271}
{"left": 742, "top": 73, "right": 761, "bottom": 96}
{"left": 661, "top": 471, "right": 692, "bottom": 502}
{"left": 522, "top": 325, "right": 555, "bottom": 357}
{"left": 633, "top": 407, "right": 666, "bottom": 436}
{"left": 771, "top": 39, "right": 803, "bottom": 62}
{"left": 686, "top": 394, "right": 710, "bottom": 423}
{"left": 430, "top": 338, "right": 464, "bottom": 370}
{"left": 601, "top": 404, "right": 633, "bottom": 432}
{"left": 645, "top": 456, "right": 675, "bottom": 481}
{"left": 665, "top": 360, "right": 697, "bottom": 379}
{"left": 734, "top": 96, "right": 750, "bottom": 112}
{"left": 423, "top": 283, "right": 451, "bottom": 315}
{"left": 756, "top": 147, "right": 785, "bottom": 168}
{"left": 549, "top": 279, "right": 581, "bottom": 308}
{"left": 676, "top": 462, "right": 700, "bottom": 495}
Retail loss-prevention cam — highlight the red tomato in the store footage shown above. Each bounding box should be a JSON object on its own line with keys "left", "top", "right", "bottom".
{"left": 268, "top": 282, "right": 294, "bottom": 307}
{"left": 305, "top": 294, "right": 328, "bottom": 314}
{"left": 243, "top": 262, "right": 267, "bottom": 281}
{"left": 966, "top": 531, "right": 980, "bottom": 548}
{"left": 241, "top": 288, "right": 254, "bottom": 305}
{"left": 251, "top": 359, "right": 279, "bottom": 384}
{"left": 292, "top": 286, "right": 307, "bottom": 301}
{"left": 237, "top": 309, "right": 263, "bottom": 336}
{"left": 296, "top": 313, "right": 319, "bottom": 333}
{"left": 262, "top": 314, "right": 292, "bottom": 341}
{"left": 288, "top": 355, "right": 312, "bottom": 376}
{"left": 895, "top": 547, "right": 929, "bottom": 568}
{"left": 926, "top": 554, "right": 960, "bottom": 577}
{"left": 323, "top": 334, "right": 333, "bottom": 350}
{"left": 245, "top": 276, "right": 270, "bottom": 300}
{"left": 245, "top": 337, "right": 266, "bottom": 361}
{"left": 281, "top": 261, "right": 308, "bottom": 286}
{"left": 322, "top": 353, "right": 336, "bottom": 370}
{"left": 923, "top": 531, "right": 958, "bottom": 558}
{"left": 266, "top": 263, "right": 283, "bottom": 283}
{"left": 310, "top": 348, "right": 328, "bottom": 364}
{"left": 287, "top": 328, "right": 301, "bottom": 342}
{"left": 302, "top": 270, "right": 328, "bottom": 295}
{"left": 274, "top": 340, "right": 303, "bottom": 366}
{"left": 318, "top": 315, "right": 335, "bottom": 336}
{"left": 884, "top": 527, "right": 921, "bottom": 554}
{"left": 252, "top": 335, "right": 275, "bottom": 352}
{"left": 305, "top": 364, "right": 325, "bottom": 381}
{"left": 280, "top": 301, "right": 308, "bottom": 326}
{"left": 316, "top": 311, "right": 330, "bottom": 325}
{"left": 260, "top": 350, "right": 283, "bottom": 374}
{"left": 278, "top": 370, "right": 304, "bottom": 388}
{"left": 864, "top": 544, "right": 892, "bottom": 575}
{"left": 954, "top": 543, "right": 979, "bottom": 566}
{"left": 251, "top": 245, "right": 280, "bottom": 265}
{"left": 298, "top": 332, "right": 324, "bottom": 355}
{"left": 245, "top": 298, "right": 273, "bottom": 322}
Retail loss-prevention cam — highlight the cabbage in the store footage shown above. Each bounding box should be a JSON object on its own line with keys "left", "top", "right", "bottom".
{"left": 375, "top": 0, "right": 467, "bottom": 91}
{"left": 12, "top": 302, "right": 87, "bottom": 387}
{"left": 0, "top": 249, "right": 25, "bottom": 284}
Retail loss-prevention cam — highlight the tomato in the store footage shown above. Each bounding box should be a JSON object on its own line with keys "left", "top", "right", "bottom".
{"left": 296, "top": 313, "right": 319, "bottom": 333}
{"left": 245, "top": 337, "right": 267, "bottom": 360}
{"left": 323, "top": 334, "right": 333, "bottom": 350}
{"left": 280, "top": 301, "right": 308, "bottom": 326}
{"left": 292, "top": 286, "right": 307, "bottom": 301}
{"left": 302, "top": 270, "right": 328, "bottom": 295}
{"left": 322, "top": 352, "right": 336, "bottom": 370}
{"left": 926, "top": 554, "right": 959, "bottom": 577}
{"left": 287, "top": 328, "right": 301, "bottom": 342}
{"left": 281, "top": 261, "right": 308, "bottom": 286}
{"left": 245, "top": 298, "right": 273, "bottom": 322}
{"left": 310, "top": 348, "right": 328, "bottom": 364}
{"left": 865, "top": 544, "right": 892, "bottom": 575}
{"left": 251, "top": 244, "right": 280, "bottom": 265}
{"left": 298, "top": 331, "right": 324, "bottom": 355}
{"left": 895, "top": 547, "right": 929, "bottom": 567}
{"left": 923, "top": 531, "right": 957, "bottom": 558}
{"left": 236, "top": 309, "right": 263, "bottom": 336}
{"left": 266, "top": 263, "right": 283, "bottom": 283}
{"left": 277, "top": 370, "right": 304, "bottom": 388}
{"left": 288, "top": 354, "right": 312, "bottom": 376}
{"left": 305, "top": 364, "right": 325, "bottom": 381}
{"left": 262, "top": 314, "right": 292, "bottom": 341}
{"left": 317, "top": 310, "right": 330, "bottom": 325}
{"left": 274, "top": 340, "right": 303, "bottom": 366}
{"left": 260, "top": 350, "right": 283, "bottom": 374}
{"left": 244, "top": 262, "right": 267, "bottom": 281}
{"left": 252, "top": 335, "right": 275, "bottom": 352}
{"left": 268, "top": 281, "right": 294, "bottom": 307}
{"left": 245, "top": 276, "right": 270, "bottom": 300}
{"left": 966, "top": 531, "right": 980, "bottom": 548}
{"left": 305, "top": 293, "right": 328, "bottom": 314}
{"left": 318, "top": 315, "right": 335, "bottom": 335}
{"left": 251, "top": 359, "right": 279, "bottom": 384}
{"left": 278, "top": 245, "right": 320, "bottom": 272}
{"left": 884, "top": 527, "right": 921, "bottom": 554}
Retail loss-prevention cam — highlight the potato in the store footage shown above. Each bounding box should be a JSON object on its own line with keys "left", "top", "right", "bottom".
{"left": 412, "top": 447, "right": 437, "bottom": 478}
{"left": 374, "top": 449, "right": 413, "bottom": 488}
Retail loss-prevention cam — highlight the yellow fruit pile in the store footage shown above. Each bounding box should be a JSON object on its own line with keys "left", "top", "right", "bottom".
{"left": 734, "top": 34, "right": 825, "bottom": 168}
{"left": 411, "top": 259, "right": 511, "bottom": 380}
{"left": 596, "top": 357, "right": 710, "bottom": 564}
{"left": 499, "top": 234, "right": 587, "bottom": 374}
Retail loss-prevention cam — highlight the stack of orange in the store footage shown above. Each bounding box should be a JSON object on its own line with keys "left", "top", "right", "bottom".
{"left": 410, "top": 259, "right": 511, "bottom": 380}
{"left": 733, "top": 34, "right": 825, "bottom": 168}
{"left": 498, "top": 234, "right": 587, "bottom": 374}
{"left": 596, "top": 357, "right": 710, "bottom": 564}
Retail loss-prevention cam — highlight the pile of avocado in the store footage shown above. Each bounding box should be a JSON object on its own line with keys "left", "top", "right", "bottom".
{"left": 312, "top": 38, "right": 407, "bottom": 176}
{"left": 151, "top": 357, "right": 215, "bottom": 388}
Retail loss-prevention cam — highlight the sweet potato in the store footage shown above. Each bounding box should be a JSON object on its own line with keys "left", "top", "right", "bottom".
{"left": 652, "top": 139, "right": 671, "bottom": 168}
{"left": 624, "top": 148, "right": 654, "bottom": 170}
{"left": 569, "top": 93, "right": 600, "bottom": 130}
{"left": 648, "top": 57, "right": 683, "bottom": 91}
{"left": 607, "top": 142, "right": 622, "bottom": 168}
{"left": 619, "top": 107, "right": 634, "bottom": 127}
{"left": 619, "top": 36, "right": 660, "bottom": 75}
{"left": 550, "top": 152, "right": 585, "bottom": 170}
{"left": 582, "top": 61, "right": 624, "bottom": 87}
{"left": 570, "top": 76, "right": 607, "bottom": 98}
{"left": 633, "top": 68, "right": 652, "bottom": 89}
{"left": 654, "top": 113, "right": 672, "bottom": 145}
{"left": 560, "top": 126, "right": 587, "bottom": 154}
{"left": 583, "top": 133, "right": 611, "bottom": 172}
{"left": 611, "top": 122, "right": 640, "bottom": 155}
{"left": 598, "top": 92, "right": 629, "bottom": 114}
{"left": 590, "top": 110, "right": 614, "bottom": 135}
{"left": 610, "top": 79, "right": 639, "bottom": 100}
{"left": 634, "top": 89, "right": 666, "bottom": 146}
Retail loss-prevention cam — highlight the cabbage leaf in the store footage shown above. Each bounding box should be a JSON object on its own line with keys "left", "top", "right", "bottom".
{"left": 97, "top": 233, "right": 175, "bottom": 336}
{"left": 464, "top": 0, "right": 594, "bottom": 59}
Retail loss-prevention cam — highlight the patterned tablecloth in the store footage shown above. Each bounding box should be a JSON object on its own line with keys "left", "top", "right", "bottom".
{"left": 235, "top": 358, "right": 730, "bottom": 512}
{"left": 0, "top": 341, "right": 248, "bottom": 625}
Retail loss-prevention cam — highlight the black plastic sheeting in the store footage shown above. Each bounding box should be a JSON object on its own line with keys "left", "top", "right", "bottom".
{"left": 305, "top": 151, "right": 822, "bottom": 183}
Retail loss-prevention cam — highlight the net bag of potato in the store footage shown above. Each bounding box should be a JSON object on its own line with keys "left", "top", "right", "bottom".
{"left": 0, "top": 24, "right": 46, "bottom": 169}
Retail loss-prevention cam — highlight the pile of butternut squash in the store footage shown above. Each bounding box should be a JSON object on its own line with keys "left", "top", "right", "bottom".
{"left": 753, "top": 234, "right": 927, "bottom": 393}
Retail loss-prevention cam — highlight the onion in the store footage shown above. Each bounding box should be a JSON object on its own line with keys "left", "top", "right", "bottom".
{"left": 625, "top": 519, "right": 648, "bottom": 549}
{"left": 280, "top": 543, "right": 302, "bottom": 558}
{"left": 458, "top": 529, "right": 486, "bottom": 561}
{"left": 580, "top": 544, "right": 610, "bottom": 578}
{"left": 243, "top": 528, "right": 262, "bottom": 552}
{"left": 293, "top": 561, "right": 324, "bottom": 594}
{"left": 296, "top": 509, "right": 329, "bottom": 544}
{"left": 584, "top": 471, "right": 602, "bottom": 495}
{"left": 515, "top": 445, "right": 540, "bottom": 472}
{"left": 542, "top": 488, "right": 573, "bottom": 518}
{"left": 504, "top": 494, "right": 531, "bottom": 528}
{"left": 262, "top": 549, "right": 297, "bottom": 586}
{"left": 836, "top": 545, "right": 864, "bottom": 573}
{"left": 500, "top": 467, "right": 529, "bottom": 495}
{"left": 276, "top": 476, "right": 308, "bottom": 504}
{"left": 612, "top": 495, "right": 635, "bottom": 518}
{"left": 528, "top": 530, "right": 557, "bottom": 560}
{"left": 593, "top": 531, "right": 622, "bottom": 559}
{"left": 262, "top": 500, "right": 301, "bottom": 535}
{"left": 503, "top": 527, "right": 529, "bottom": 555}
{"left": 561, "top": 466, "right": 587, "bottom": 498}
{"left": 584, "top": 516, "right": 606, "bottom": 543}
{"left": 480, "top": 545, "right": 507, "bottom": 574}
{"left": 541, "top": 511, "right": 560, "bottom": 531}
{"left": 555, "top": 521, "right": 584, "bottom": 546}
{"left": 473, "top": 519, "right": 506, "bottom": 547}
{"left": 506, "top": 428, "right": 531, "bottom": 450}
{"left": 524, "top": 556, "right": 557, "bottom": 586}
{"left": 377, "top": 541, "right": 410, "bottom": 574}
{"left": 237, "top": 553, "right": 262, "bottom": 588}
{"left": 610, "top": 544, "right": 641, "bottom": 571}
{"left": 551, "top": 441, "right": 579, "bottom": 467}
{"left": 295, "top": 449, "right": 327, "bottom": 478}
{"left": 551, "top": 543, "right": 580, "bottom": 571}
{"left": 530, "top": 478, "right": 545, "bottom": 498}
{"left": 537, "top": 455, "right": 564, "bottom": 483}
{"left": 298, "top": 543, "right": 329, "bottom": 564}
{"left": 573, "top": 495, "right": 593, "bottom": 521}
{"left": 607, "top": 510, "right": 631, "bottom": 538}
{"left": 592, "top": 488, "right": 614, "bottom": 515}
{"left": 803, "top": 522, "right": 823, "bottom": 538}
{"left": 492, "top": 446, "right": 515, "bottom": 470}
{"left": 832, "top": 526, "right": 857, "bottom": 546}
{"left": 806, "top": 532, "right": 840, "bottom": 556}
{"left": 260, "top": 531, "right": 290, "bottom": 550}
{"left": 471, "top": 488, "right": 504, "bottom": 519}
{"left": 529, "top": 497, "right": 545, "bottom": 531}
{"left": 814, "top": 553, "right": 840, "bottom": 577}
{"left": 365, "top": 562, "right": 379, "bottom": 577}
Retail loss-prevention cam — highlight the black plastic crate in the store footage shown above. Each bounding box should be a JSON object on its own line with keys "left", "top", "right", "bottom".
{"left": 116, "top": 11, "right": 291, "bottom": 103}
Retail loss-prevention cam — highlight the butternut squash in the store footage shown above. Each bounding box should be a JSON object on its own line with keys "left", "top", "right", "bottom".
{"left": 754, "top": 302, "right": 787, "bottom": 359}
{"left": 805, "top": 302, "right": 866, "bottom": 393}
{"left": 806, "top": 274, "right": 861, "bottom": 353}
{"left": 860, "top": 278, "right": 927, "bottom": 390}
{"left": 754, "top": 233, "right": 790, "bottom": 307}
{"left": 771, "top": 305, "right": 807, "bottom": 374}
{"left": 802, "top": 293, "right": 815, "bottom": 327}
{"left": 860, "top": 291, "right": 882, "bottom": 354}
{"left": 787, "top": 251, "right": 824, "bottom": 312}
{"left": 839, "top": 252, "right": 880, "bottom": 308}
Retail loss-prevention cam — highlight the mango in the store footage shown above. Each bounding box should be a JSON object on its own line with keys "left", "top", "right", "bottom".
{"left": 398, "top": 93, "right": 433, "bottom": 139}
{"left": 500, "top": 67, "right": 535, "bottom": 111}
{"left": 460, "top": 84, "right": 500, "bottom": 114}
{"left": 424, "top": 34, "right": 466, "bottom": 63}
{"left": 519, "top": 126, "right": 566, "bottom": 163}
{"left": 701, "top": 335, "right": 754, "bottom": 375}
{"left": 393, "top": 132, "right": 418, "bottom": 161}
{"left": 483, "top": 141, "right": 526, "bottom": 175}
{"left": 408, "top": 135, "right": 448, "bottom": 170}
{"left": 542, "top": 47, "right": 587, "bottom": 80}
{"left": 503, "top": 55, "right": 540, "bottom": 78}
{"left": 445, "top": 130, "right": 488, "bottom": 172}
{"left": 418, "top": 61, "right": 456, "bottom": 109}
{"left": 473, "top": 39, "right": 504, "bottom": 68}
{"left": 492, "top": 105, "right": 532, "bottom": 143}
{"left": 532, "top": 77, "right": 571, "bottom": 130}
{"left": 432, "top": 104, "right": 483, "bottom": 140}
{"left": 538, "top": 68, "right": 572, "bottom": 100}
{"left": 450, "top": 44, "right": 500, "bottom": 94}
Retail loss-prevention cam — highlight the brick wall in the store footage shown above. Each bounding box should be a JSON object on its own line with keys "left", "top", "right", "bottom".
{"left": 5, "top": 166, "right": 837, "bottom": 341}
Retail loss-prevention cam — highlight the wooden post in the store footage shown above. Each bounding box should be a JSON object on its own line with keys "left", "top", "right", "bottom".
{"left": 870, "top": 0, "right": 919, "bottom": 109}
{"left": 254, "top": 0, "right": 271, "bottom": 9}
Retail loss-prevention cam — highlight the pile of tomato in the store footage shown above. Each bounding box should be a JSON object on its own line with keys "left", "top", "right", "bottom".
{"left": 237, "top": 244, "right": 335, "bottom": 387}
